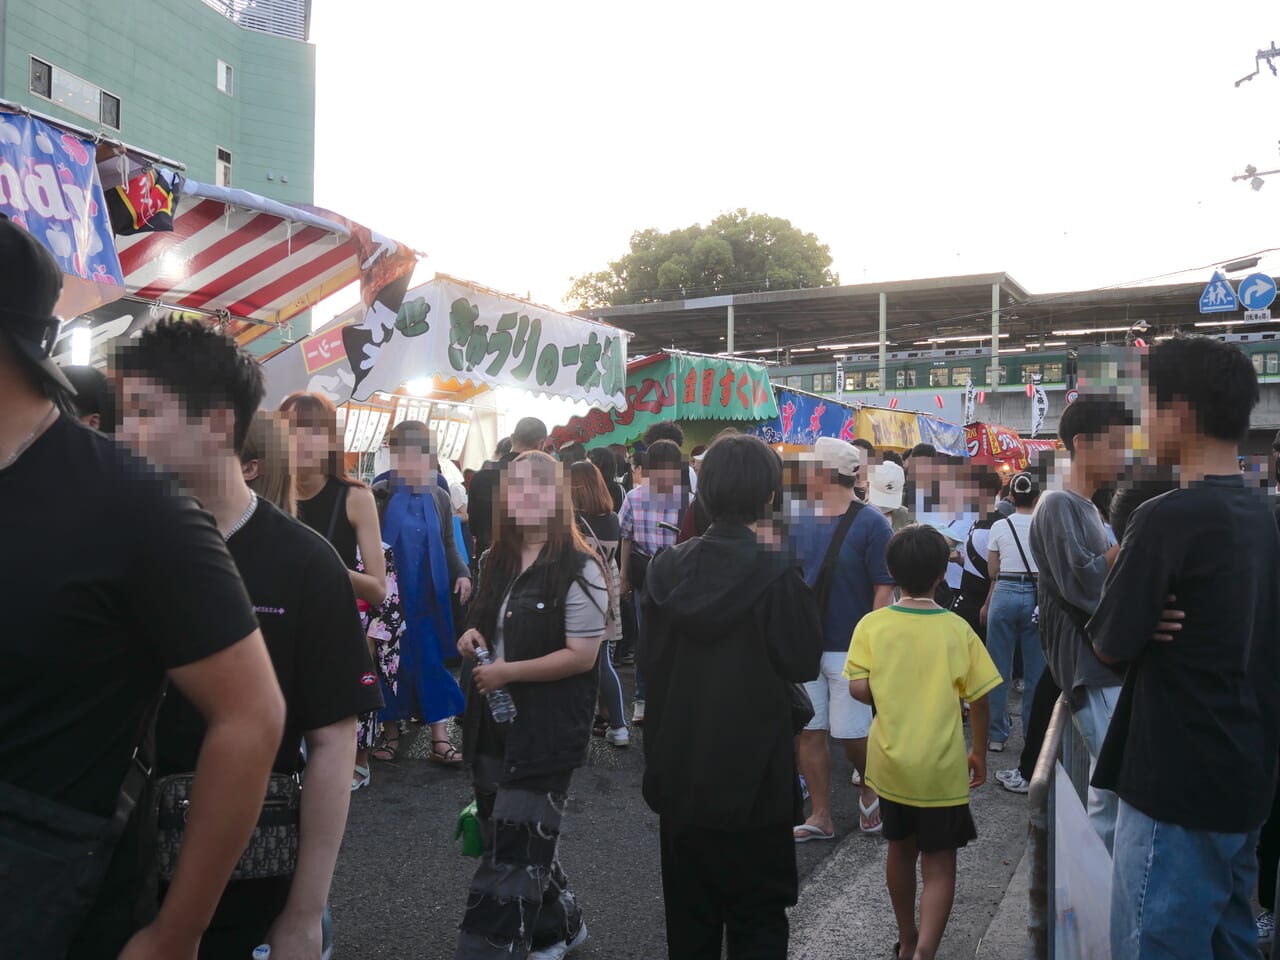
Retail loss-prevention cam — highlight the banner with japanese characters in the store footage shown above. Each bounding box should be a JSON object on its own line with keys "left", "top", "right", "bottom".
{"left": 262, "top": 276, "right": 628, "bottom": 411}
{"left": 551, "top": 353, "right": 778, "bottom": 450}
{"left": 749, "top": 389, "right": 857, "bottom": 446}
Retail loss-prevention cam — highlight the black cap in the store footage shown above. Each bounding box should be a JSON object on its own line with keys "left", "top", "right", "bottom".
{"left": 0, "top": 216, "right": 74, "bottom": 394}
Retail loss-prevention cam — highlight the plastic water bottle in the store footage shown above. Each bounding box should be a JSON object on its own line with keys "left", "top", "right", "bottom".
{"left": 252, "top": 947, "right": 270, "bottom": 960}
{"left": 476, "top": 647, "right": 518, "bottom": 723}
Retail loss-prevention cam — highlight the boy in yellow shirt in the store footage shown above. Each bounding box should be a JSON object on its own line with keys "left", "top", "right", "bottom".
{"left": 845, "top": 524, "right": 1002, "bottom": 960}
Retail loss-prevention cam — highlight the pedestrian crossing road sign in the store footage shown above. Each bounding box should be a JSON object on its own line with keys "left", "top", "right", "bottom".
{"left": 1200, "top": 272, "right": 1238, "bottom": 314}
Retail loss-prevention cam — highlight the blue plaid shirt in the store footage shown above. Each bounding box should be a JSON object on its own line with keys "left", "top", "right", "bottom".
{"left": 619, "top": 484, "right": 684, "bottom": 554}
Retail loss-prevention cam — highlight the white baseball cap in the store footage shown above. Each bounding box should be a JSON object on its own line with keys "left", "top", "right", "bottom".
{"left": 869, "top": 462, "right": 905, "bottom": 510}
{"left": 813, "top": 436, "right": 861, "bottom": 479}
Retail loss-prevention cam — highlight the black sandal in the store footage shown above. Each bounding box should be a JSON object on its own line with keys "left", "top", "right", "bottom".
{"left": 371, "top": 732, "right": 400, "bottom": 762}
{"left": 429, "top": 740, "right": 464, "bottom": 766}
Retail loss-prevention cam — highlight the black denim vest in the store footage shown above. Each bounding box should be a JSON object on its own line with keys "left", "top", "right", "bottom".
{"left": 464, "top": 553, "right": 600, "bottom": 782}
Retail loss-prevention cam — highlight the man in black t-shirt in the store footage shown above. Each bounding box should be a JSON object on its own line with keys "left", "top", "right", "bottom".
{"left": 1089, "top": 336, "right": 1280, "bottom": 959}
{"left": 115, "top": 318, "right": 383, "bottom": 958}
{"left": 0, "top": 218, "right": 286, "bottom": 959}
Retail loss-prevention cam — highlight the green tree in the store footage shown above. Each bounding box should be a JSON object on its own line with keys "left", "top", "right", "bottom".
{"left": 566, "top": 209, "right": 839, "bottom": 308}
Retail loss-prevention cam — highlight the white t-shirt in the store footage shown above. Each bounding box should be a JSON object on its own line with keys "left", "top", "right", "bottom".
{"left": 988, "top": 513, "right": 1037, "bottom": 575}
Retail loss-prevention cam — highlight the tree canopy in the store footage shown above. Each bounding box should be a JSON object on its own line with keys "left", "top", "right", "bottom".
{"left": 567, "top": 209, "right": 839, "bottom": 309}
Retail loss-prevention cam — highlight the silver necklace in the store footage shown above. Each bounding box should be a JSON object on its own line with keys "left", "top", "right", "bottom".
{"left": 224, "top": 492, "right": 259, "bottom": 540}
{"left": 0, "top": 405, "right": 57, "bottom": 470}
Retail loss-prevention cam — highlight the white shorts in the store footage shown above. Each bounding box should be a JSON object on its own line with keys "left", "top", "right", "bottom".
{"left": 803, "top": 651, "right": 873, "bottom": 740}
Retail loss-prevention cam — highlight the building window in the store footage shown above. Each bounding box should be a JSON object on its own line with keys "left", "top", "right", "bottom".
{"left": 29, "top": 56, "right": 120, "bottom": 128}
{"left": 1269, "top": 354, "right": 1279, "bottom": 375}
{"left": 865, "top": 371, "right": 880, "bottom": 390}
{"left": 1022, "top": 364, "right": 1042, "bottom": 383}
{"left": 1043, "top": 362, "right": 1063, "bottom": 382}
{"left": 100, "top": 92, "right": 120, "bottom": 129}
{"left": 217, "top": 59, "right": 234, "bottom": 96}
{"left": 928, "top": 367, "right": 949, "bottom": 387}
{"left": 985, "top": 364, "right": 1009, "bottom": 385}
{"left": 845, "top": 372, "right": 863, "bottom": 390}
{"left": 216, "top": 147, "right": 233, "bottom": 187}
{"left": 29, "top": 57, "right": 51, "bottom": 98}
{"left": 952, "top": 366, "right": 972, "bottom": 386}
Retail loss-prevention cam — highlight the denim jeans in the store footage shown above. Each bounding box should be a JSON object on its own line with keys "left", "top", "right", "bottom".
{"left": 1075, "top": 684, "right": 1121, "bottom": 854}
{"left": 1111, "top": 798, "right": 1261, "bottom": 960}
{"left": 985, "top": 580, "right": 1044, "bottom": 744}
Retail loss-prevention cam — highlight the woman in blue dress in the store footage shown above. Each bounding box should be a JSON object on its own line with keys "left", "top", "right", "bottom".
{"left": 373, "top": 420, "right": 472, "bottom": 765}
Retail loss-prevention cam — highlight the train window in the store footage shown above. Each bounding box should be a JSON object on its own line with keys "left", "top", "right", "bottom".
{"left": 1268, "top": 354, "right": 1279, "bottom": 375}
{"left": 1022, "top": 364, "right": 1041, "bottom": 383}
{"left": 1253, "top": 355, "right": 1265, "bottom": 375}
{"left": 1043, "top": 362, "right": 1063, "bottom": 382}
{"left": 845, "top": 372, "right": 863, "bottom": 390}
{"left": 928, "top": 367, "right": 949, "bottom": 387}
{"left": 984, "top": 364, "right": 1009, "bottom": 385}
{"left": 895, "top": 370, "right": 906, "bottom": 389}
{"left": 821, "top": 374, "right": 835, "bottom": 392}
{"left": 865, "top": 371, "right": 880, "bottom": 390}
{"left": 906, "top": 369, "right": 917, "bottom": 387}
{"left": 786, "top": 376, "right": 804, "bottom": 389}
{"left": 952, "top": 366, "right": 972, "bottom": 386}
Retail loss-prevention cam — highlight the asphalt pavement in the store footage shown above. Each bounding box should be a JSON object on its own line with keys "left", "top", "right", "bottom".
{"left": 329, "top": 669, "right": 1029, "bottom": 959}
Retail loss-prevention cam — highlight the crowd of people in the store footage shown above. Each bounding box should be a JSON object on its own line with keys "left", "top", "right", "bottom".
{"left": 3, "top": 212, "right": 1280, "bottom": 960}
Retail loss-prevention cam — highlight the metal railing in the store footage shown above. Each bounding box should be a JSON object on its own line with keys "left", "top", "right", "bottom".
{"left": 1027, "top": 694, "right": 1091, "bottom": 960}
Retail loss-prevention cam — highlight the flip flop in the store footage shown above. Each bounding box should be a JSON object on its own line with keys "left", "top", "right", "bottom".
{"left": 859, "top": 795, "right": 884, "bottom": 834}
{"left": 793, "top": 823, "right": 836, "bottom": 843}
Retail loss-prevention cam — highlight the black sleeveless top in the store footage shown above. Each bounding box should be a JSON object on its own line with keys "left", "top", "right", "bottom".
{"left": 297, "top": 476, "right": 359, "bottom": 571}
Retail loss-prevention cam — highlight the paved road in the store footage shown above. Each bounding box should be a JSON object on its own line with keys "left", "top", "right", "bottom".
{"left": 330, "top": 670, "right": 1028, "bottom": 959}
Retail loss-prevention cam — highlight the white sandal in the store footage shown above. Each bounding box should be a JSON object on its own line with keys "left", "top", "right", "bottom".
{"left": 351, "top": 764, "right": 371, "bottom": 791}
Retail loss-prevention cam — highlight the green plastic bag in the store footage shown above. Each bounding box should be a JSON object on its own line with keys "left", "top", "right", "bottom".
{"left": 455, "top": 799, "right": 484, "bottom": 858}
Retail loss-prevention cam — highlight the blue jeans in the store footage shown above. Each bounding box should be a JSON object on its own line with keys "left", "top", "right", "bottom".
{"left": 1112, "top": 798, "right": 1262, "bottom": 960}
{"left": 985, "top": 580, "right": 1044, "bottom": 744}
{"left": 1076, "top": 684, "right": 1121, "bottom": 854}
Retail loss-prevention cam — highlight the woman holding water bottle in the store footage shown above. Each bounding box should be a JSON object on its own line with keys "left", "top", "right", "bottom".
{"left": 456, "top": 451, "right": 609, "bottom": 960}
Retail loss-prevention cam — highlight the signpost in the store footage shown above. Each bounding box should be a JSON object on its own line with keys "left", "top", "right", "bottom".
{"left": 1199, "top": 271, "right": 1239, "bottom": 314}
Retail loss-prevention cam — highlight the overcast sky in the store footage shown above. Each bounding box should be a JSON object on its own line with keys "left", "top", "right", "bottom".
{"left": 309, "top": 1, "right": 1280, "bottom": 321}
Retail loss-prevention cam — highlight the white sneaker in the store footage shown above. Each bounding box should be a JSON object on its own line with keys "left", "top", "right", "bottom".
{"left": 529, "top": 921, "right": 589, "bottom": 959}
{"left": 1258, "top": 910, "right": 1275, "bottom": 946}
{"left": 989, "top": 739, "right": 1007, "bottom": 753}
{"left": 999, "top": 770, "right": 1030, "bottom": 794}
{"left": 632, "top": 700, "right": 645, "bottom": 724}
{"left": 606, "top": 726, "right": 630, "bottom": 747}
{"left": 850, "top": 769, "right": 862, "bottom": 786}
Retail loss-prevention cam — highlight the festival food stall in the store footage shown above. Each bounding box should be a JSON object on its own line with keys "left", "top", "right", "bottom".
{"left": 549, "top": 349, "right": 778, "bottom": 451}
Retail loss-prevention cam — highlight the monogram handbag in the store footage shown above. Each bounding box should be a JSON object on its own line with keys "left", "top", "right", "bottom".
{"left": 154, "top": 772, "right": 301, "bottom": 882}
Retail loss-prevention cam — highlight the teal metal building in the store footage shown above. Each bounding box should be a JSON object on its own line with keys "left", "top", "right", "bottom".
{"left": 1, "top": 0, "right": 315, "bottom": 205}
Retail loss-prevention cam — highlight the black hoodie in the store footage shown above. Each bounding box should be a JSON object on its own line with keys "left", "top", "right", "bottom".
{"left": 640, "top": 523, "right": 823, "bottom": 830}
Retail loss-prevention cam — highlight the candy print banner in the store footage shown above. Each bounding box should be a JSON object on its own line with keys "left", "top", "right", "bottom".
{"left": 551, "top": 353, "right": 777, "bottom": 450}
{"left": 0, "top": 112, "right": 124, "bottom": 316}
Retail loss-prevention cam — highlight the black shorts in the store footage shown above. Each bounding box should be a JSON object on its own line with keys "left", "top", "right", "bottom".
{"left": 879, "top": 797, "right": 977, "bottom": 852}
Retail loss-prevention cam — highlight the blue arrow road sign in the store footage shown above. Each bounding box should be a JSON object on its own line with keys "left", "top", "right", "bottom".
{"left": 1239, "top": 273, "right": 1277, "bottom": 311}
{"left": 1200, "top": 272, "right": 1238, "bottom": 314}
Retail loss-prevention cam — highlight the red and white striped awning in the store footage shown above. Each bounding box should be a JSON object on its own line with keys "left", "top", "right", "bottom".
{"left": 114, "top": 181, "right": 396, "bottom": 348}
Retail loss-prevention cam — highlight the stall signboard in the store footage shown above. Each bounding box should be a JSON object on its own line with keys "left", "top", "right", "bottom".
{"left": 855, "top": 406, "right": 924, "bottom": 452}
{"left": 0, "top": 112, "right": 125, "bottom": 317}
{"left": 552, "top": 353, "right": 778, "bottom": 450}
{"left": 262, "top": 276, "right": 628, "bottom": 412}
{"left": 965, "top": 422, "right": 1030, "bottom": 469}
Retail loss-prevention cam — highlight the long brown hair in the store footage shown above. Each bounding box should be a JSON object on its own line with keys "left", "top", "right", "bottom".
{"left": 569, "top": 461, "right": 612, "bottom": 517}
{"left": 240, "top": 411, "right": 296, "bottom": 516}
{"left": 470, "top": 451, "right": 605, "bottom": 630}
{"left": 278, "top": 391, "right": 364, "bottom": 487}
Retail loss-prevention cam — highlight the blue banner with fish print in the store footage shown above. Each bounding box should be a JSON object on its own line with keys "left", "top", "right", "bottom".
{"left": 750, "top": 389, "right": 858, "bottom": 445}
